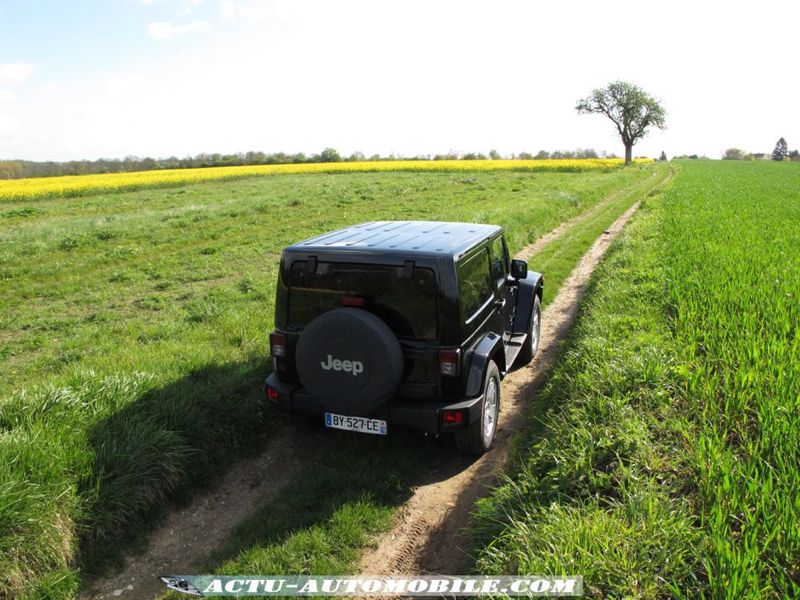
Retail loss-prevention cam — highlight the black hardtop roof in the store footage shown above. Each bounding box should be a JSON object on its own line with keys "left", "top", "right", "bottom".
{"left": 285, "top": 221, "right": 502, "bottom": 258}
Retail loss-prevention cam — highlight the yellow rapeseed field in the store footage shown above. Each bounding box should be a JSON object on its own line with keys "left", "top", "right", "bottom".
{"left": 0, "top": 158, "right": 650, "bottom": 201}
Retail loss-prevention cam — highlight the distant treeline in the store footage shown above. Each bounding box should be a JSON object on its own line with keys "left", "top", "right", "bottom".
{"left": 0, "top": 147, "right": 610, "bottom": 179}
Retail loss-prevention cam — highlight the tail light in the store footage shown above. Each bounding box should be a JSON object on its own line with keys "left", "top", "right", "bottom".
{"left": 266, "top": 386, "right": 279, "bottom": 402}
{"left": 442, "top": 409, "right": 464, "bottom": 425}
{"left": 438, "top": 349, "right": 461, "bottom": 376}
{"left": 269, "top": 332, "right": 287, "bottom": 357}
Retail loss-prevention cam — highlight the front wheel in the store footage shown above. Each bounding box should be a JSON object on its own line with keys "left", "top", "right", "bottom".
{"left": 516, "top": 295, "right": 541, "bottom": 367}
{"left": 454, "top": 360, "right": 500, "bottom": 454}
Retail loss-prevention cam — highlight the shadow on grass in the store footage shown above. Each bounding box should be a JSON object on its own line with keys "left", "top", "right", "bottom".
{"left": 76, "top": 357, "right": 479, "bottom": 588}
{"left": 77, "top": 357, "right": 277, "bottom": 579}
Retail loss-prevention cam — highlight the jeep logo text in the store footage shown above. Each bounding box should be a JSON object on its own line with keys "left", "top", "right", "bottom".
{"left": 320, "top": 354, "right": 364, "bottom": 376}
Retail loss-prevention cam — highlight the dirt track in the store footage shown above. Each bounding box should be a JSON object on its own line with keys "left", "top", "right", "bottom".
{"left": 85, "top": 169, "right": 669, "bottom": 599}
{"left": 83, "top": 427, "right": 318, "bottom": 599}
{"left": 357, "top": 199, "right": 645, "bottom": 576}
{"left": 515, "top": 167, "right": 658, "bottom": 261}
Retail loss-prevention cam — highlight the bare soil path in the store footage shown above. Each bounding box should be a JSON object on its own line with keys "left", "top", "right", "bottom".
{"left": 82, "top": 427, "right": 318, "bottom": 599}
{"left": 515, "top": 167, "right": 659, "bottom": 261}
{"left": 84, "top": 168, "right": 670, "bottom": 599}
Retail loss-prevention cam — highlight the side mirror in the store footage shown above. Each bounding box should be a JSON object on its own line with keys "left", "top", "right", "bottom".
{"left": 511, "top": 259, "right": 528, "bottom": 280}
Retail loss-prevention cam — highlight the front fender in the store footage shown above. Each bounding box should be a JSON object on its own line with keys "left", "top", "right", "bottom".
{"left": 512, "top": 271, "right": 543, "bottom": 335}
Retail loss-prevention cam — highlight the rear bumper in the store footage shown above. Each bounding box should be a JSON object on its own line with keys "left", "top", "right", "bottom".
{"left": 264, "top": 372, "right": 482, "bottom": 435}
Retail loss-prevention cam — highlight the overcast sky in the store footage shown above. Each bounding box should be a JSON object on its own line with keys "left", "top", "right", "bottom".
{"left": 1, "top": 0, "right": 798, "bottom": 162}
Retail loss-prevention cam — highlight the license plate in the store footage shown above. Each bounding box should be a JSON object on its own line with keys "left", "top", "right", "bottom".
{"left": 325, "top": 413, "right": 387, "bottom": 435}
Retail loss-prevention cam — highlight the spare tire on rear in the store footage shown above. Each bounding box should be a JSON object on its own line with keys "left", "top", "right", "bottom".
{"left": 295, "top": 308, "right": 404, "bottom": 416}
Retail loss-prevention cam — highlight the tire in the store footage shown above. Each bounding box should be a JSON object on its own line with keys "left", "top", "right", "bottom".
{"left": 295, "top": 308, "right": 403, "bottom": 416}
{"left": 454, "top": 360, "right": 500, "bottom": 454}
{"left": 515, "top": 295, "right": 541, "bottom": 367}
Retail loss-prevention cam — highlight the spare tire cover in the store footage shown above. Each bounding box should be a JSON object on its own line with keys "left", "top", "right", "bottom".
{"left": 295, "top": 308, "right": 404, "bottom": 416}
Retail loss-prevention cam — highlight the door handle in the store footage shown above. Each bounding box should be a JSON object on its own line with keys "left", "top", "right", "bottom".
{"left": 494, "top": 298, "right": 506, "bottom": 309}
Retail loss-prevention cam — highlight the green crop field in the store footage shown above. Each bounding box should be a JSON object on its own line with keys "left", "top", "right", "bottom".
{"left": 472, "top": 160, "right": 800, "bottom": 597}
{"left": 0, "top": 165, "right": 660, "bottom": 599}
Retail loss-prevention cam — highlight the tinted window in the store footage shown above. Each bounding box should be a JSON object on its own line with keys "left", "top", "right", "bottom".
{"left": 458, "top": 248, "right": 493, "bottom": 321}
{"left": 288, "top": 261, "right": 437, "bottom": 340}
{"left": 490, "top": 235, "right": 508, "bottom": 285}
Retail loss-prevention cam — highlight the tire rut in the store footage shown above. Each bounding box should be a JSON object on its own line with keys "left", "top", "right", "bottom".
{"left": 516, "top": 168, "right": 659, "bottom": 261}
{"left": 81, "top": 425, "right": 321, "bottom": 600}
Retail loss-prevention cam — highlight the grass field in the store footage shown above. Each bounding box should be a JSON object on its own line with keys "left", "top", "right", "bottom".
{"left": 472, "top": 160, "right": 800, "bottom": 597}
{"left": 0, "top": 164, "right": 658, "bottom": 598}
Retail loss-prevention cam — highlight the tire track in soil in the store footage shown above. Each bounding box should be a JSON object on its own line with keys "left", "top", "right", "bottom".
{"left": 357, "top": 178, "right": 668, "bottom": 577}
{"left": 81, "top": 426, "right": 320, "bottom": 600}
{"left": 515, "top": 167, "right": 659, "bottom": 261}
{"left": 83, "top": 167, "right": 671, "bottom": 599}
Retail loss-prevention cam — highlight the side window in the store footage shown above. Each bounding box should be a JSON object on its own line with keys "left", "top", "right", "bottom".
{"left": 458, "top": 248, "right": 493, "bottom": 321}
{"left": 490, "top": 235, "right": 508, "bottom": 285}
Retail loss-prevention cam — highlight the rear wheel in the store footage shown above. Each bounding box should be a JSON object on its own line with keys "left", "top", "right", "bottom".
{"left": 455, "top": 360, "right": 500, "bottom": 454}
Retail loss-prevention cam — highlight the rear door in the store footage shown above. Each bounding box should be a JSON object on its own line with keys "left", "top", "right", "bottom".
{"left": 457, "top": 246, "right": 499, "bottom": 350}
{"left": 489, "top": 235, "right": 517, "bottom": 348}
{"left": 286, "top": 259, "right": 440, "bottom": 398}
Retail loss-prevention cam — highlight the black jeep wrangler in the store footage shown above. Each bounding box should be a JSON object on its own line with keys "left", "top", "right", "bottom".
{"left": 265, "top": 221, "right": 543, "bottom": 454}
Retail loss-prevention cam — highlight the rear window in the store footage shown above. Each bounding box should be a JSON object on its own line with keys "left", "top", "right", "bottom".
{"left": 287, "top": 261, "right": 438, "bottom": 340}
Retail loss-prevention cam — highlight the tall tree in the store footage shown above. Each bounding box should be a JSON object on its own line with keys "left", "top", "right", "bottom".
{"left": 772, "top": 137, "right": 789, "bottom": 161}
{"left": 576, "top": 81, "right": 666, "bottom": 165}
